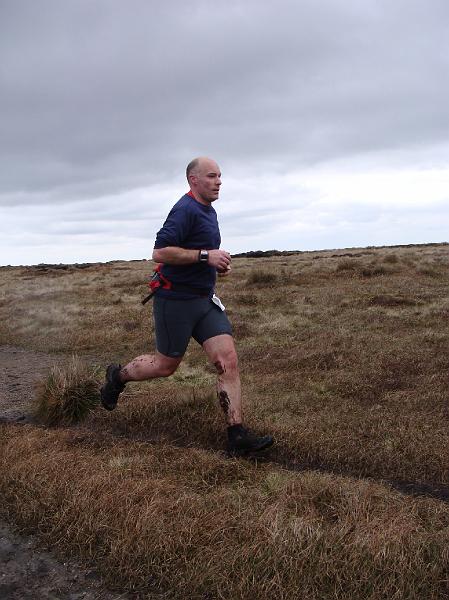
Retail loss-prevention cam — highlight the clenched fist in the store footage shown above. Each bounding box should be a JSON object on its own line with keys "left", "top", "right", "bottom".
{"left": 208, "top": 249, "right": 232, "bottom": 271}
{"left": 217, "top": 264, "right": 232, "bottom": 277}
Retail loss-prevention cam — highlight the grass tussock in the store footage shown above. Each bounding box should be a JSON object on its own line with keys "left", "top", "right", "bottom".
{"left": 1, "top": 424, "right": 449, "bottom": 600}
{"left": 335, "top": 258, "right": 358, "bottom": 272}
{"left": 382, "top": 253, "right": 399, "bottom": 264}
{"left": 35, "top": 356, "right": 100, "bottom": 426}
{"left": 361, "top": 264, "right": 390, "bottom": 277}
{"left": 335, "top": 258, "right": 398, "bottom": 278}
{"left": 246, "top": 269, "right": 279, "bottom": 286}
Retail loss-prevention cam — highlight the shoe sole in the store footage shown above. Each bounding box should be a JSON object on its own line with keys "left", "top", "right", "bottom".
{"left": 100, "top": 384, "right": 117, "bottom": 411}
{"left": 100, "top": 392, "right": 117, "bottom": 411}
{"left": 227, "top": 437, "right": 274, "bottom": 458}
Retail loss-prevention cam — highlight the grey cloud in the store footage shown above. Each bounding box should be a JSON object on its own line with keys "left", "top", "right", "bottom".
{"left": 1, "top": 0, "right": 448, "bottom": 264}
{"left": 2, "top": 0, "right": 449, "bottom": 204}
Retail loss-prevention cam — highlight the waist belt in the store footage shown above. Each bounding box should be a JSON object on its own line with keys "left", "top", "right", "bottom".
{"left": 141, "top": 264, "right": 209, "bottom": 305}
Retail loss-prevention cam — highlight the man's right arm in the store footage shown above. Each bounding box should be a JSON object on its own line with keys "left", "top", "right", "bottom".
{"left": 152, "top": 247, "right": 231, "bottom": 270}
{"left": 152, "top": 247, "right": 199, "bottom": 265}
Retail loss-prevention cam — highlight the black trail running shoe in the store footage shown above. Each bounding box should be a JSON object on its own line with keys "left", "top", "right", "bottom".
{"left": 100, "top": 364, "right": 126, "bottom": 411}
{"left": 227, "top": 426, "right": 274, "bottom": 457}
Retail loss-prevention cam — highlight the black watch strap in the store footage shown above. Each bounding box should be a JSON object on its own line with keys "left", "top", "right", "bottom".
{"left": 199, "top": 249, "right": 209, "bottom": 263}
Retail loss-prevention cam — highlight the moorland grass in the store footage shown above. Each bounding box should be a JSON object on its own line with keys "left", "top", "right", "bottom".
{"left": 1, "top": 424, "right": 448, "bottom": 599}
{"left": 0, "top": 244, "right": 449, "bottom": 597}
{"left": 34, "top": 356, "right": 100, "bottom": 426}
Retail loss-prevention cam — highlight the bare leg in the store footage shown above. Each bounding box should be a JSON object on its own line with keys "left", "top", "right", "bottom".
{"left": 120, "top": 352, "right": 182, "bottom": 382}
{"left": 202, "top": 334, "right": 242, "bottom": 426}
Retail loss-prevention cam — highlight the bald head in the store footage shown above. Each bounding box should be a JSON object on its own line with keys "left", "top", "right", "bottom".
{"left": 186, "top": 156, "right": 219, "bottom": 179}
{"left": 186, "top": 157, "right": 200, "bottom": 180}
{"left": 186, "top": 156, "right": 222, "bottom": 204}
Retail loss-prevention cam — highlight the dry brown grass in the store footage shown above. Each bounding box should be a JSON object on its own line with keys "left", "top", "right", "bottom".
{"left": 1, "top": 243, "right": 449, "bottom": 597}
{"left": 34, "top": 356, "right": 100, "bottom": 426}
{"left": 0, "top": 261, "right": 152, "bottom": 355}
{"left": 1, "top": 424, "right": 449, "bottom": 599}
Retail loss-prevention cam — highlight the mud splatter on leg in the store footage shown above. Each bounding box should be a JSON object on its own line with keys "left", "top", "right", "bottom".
{"left": 120, "top": 354, "right": 179, "bottom": 381}
{"left": 218, "top": 390, "right": 238, "bottom": 425}
{"left": 214, "top": 361, "right": 226, "bottom": 375}
{"left": 202, "top": 337, "right": 243, "bottom": 425}
{"left": 122, "top": 357, "right": 154, "bottom": 381}
{"left": 218, "top": 390, "right": 230, "bottom": 415}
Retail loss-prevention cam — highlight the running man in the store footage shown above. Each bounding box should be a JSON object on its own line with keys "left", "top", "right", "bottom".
{"left": 100, "top": 156, "right": 273, "bottom": 456}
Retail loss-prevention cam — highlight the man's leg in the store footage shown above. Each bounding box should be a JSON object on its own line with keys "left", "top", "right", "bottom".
{"left": 101, "top": 293, "right": 193, "bottom": 411}
{"left": 100, "top": 352, "right": 182, "bottom": 410}
{"left": 120, "top": 352, "right": 182, "bottom": 382}
{"left": 202, "top": 334, "right": 273, "bottom": 455}
{"left": 202, "top": 334, "right": 242, "bottom": 425}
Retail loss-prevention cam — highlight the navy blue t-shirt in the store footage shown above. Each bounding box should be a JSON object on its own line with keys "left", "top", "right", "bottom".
{"left": 153, "top": 193, "right": 221, "bottom": 297}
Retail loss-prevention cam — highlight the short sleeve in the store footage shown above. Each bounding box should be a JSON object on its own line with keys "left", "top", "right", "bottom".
{"left": 154, "top": 206, "right": 194, "bottom": 249}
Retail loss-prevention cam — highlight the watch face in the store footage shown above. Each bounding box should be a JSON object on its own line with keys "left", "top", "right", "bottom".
{"left": 200, "top": 250, "right": 208, "bottom": 262}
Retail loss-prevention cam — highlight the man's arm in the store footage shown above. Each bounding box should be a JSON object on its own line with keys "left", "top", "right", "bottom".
{"left": 152, "top": 247, "right": 231, "bottom": 270}
{"left": 152, "top": 247, "right": 198, "bottom": 265}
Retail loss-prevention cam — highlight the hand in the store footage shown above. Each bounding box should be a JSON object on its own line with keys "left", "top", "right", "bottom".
{"left": 207, "top": 249, "right": 232, "bottom": 271}
{"left": 217, "top": 264, "right": 232, "bottom": 277}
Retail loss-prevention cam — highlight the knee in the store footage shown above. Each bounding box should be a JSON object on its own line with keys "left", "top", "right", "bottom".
{"left": 213, "top": 350, "right": 238, "bottom": 376}
{"left": 157, "top": 358, "right": 180, "bottom": 377}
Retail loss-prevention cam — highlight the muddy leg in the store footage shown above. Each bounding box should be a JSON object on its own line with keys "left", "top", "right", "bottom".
{"left": 119, "top": 352, "right": 182, "bottom": 382}
{"left": 203, "top": 335, "right": 242, "bottom": 426}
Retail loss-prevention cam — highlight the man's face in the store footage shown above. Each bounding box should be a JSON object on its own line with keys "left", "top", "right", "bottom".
{"left": 191, "top": 159, "right": 222, "bottom": 204}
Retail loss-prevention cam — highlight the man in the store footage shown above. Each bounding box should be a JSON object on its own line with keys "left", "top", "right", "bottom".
{"left": 100, "top": 156, "right": 273, "bottom": 456}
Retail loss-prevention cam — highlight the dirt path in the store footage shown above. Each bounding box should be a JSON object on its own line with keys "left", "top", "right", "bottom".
{"left": 0, "top": 346, "right": 135, "bottom": 600}
{"left": 0, "top": 522, "right": 131, "bottom": 600}
{"left": 0, "top": 345, "right": 66, "bottom": 423}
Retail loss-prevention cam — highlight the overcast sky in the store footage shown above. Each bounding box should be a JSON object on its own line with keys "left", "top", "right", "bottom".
{"left": 1, "top": 0, "right": 448, "bottom": 265}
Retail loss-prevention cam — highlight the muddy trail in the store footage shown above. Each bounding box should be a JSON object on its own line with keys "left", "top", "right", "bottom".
{"left": 0, "top": 346, "right": 136, "bottom": 600}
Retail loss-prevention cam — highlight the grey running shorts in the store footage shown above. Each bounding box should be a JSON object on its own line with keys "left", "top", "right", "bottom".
{"left": 153, "top": 295, "right": 233, "bottom": 358}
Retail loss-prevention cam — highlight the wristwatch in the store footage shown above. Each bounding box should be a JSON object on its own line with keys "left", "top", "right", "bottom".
{"left": 199, "top": 249, "right": 209, "bottom": 263}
